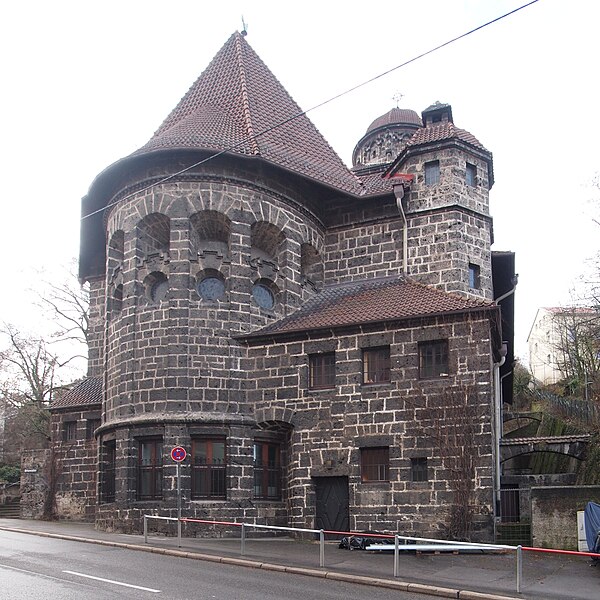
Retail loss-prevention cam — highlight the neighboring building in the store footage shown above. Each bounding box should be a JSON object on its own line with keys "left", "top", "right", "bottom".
{"left": 50, "top": 33, "right": 514, "bottom": 539}
{"left": 528, "top": 307, "right": 597, "bottom": 385}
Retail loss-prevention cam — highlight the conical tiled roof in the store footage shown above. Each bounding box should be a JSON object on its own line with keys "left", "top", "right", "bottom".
{"left": 134, "top": 32, "right": 362, "bottom": 194}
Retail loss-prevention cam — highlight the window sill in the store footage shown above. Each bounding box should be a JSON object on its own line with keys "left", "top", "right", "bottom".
{"left": 361, "top": 382, "right": 392, "bottom": 389}
{"left": 360, "top": 481, "right": 390, "bottom": 487}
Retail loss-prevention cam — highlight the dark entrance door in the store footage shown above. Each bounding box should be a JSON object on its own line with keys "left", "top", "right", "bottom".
{"left": 314, "top": 476, "right": 349, "bottom": 536}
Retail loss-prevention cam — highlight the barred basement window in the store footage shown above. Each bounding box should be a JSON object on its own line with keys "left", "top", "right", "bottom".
{"left": 410, "top": 457, "right": 429, "bottom": 482}
{"left": 63, "top": 421, "right": 77, "bottom": 442}
{"left": 361, "top": 447, "right": 389, "bottom": 482}
{"left": 138, "top": 439, "right": 163, "bottom": 500}
{"left": 309, "top": 352, "right": 335, "bottom": 389}
{"left": 362, "top": 346, "right": 390, "bottom": 384}
{"left": 254, "top": 441, "right": 281, "bottom": 500}
{"left": 192, "top": 438, "right": 226, "bottom": 499}
{"left": 418, "top": 340, "right": 449, "bottom": 378}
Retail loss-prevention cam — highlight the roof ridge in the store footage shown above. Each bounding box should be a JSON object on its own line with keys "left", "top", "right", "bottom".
{"left": 234, "top": 33, "right": 260, "bottom": 156}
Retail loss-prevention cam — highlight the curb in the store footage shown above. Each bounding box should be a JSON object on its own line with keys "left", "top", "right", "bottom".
{"left": 0, "top": 526, "right": 520, "bottom": 600}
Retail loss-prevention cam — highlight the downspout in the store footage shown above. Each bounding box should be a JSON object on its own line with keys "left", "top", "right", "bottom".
{"left": 392, "top": 183, "right": 408, "bottom": 275}
{"left": 492, "top": 275, "right": 517, "bottom": 525}
{"left": 493, "top": 346, "right": 507, "bottom": 525}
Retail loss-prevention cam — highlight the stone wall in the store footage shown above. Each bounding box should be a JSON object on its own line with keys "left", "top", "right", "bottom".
{"left": 51, "top": 407, "right": 101, "bottom": 521}
{"left": 20, "top": 449, "right": 51, "bottom": 519}
{"left": 531, "top": 485, "right": 600, "bottom": 549}
{"left": 244, "top": 311, "right": 496, "bottom": 540}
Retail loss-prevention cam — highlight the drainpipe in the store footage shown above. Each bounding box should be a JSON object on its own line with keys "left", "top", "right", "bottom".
{"left": 493, "top": 274, "right": 518, "bottom": 521}
{"left": 493, "top": 345, "right": 507, "bottom": 526}
{"left": 392, "top": 183, "right": 408, "bottom": 275}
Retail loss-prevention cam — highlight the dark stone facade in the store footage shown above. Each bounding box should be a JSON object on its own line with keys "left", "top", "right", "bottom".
{"left": 51, "top": 35, "right": 508, "bottom": 541}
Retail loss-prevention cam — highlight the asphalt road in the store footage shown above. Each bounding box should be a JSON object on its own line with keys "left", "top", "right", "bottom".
{"left": 0, "top": 530, "right": 443, "bottom": 600}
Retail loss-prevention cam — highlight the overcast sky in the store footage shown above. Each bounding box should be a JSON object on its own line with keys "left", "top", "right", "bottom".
{"left": 1, "top": 0, "right": 598, "bottom": 373}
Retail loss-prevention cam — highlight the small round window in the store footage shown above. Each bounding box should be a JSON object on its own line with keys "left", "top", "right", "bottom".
{"left": 197, "top": 277, "right": 225, "bottom": 301}
{"left": 252, "top": 283, "right": 275, "bottom": 309}
{"left": 150, "top": 278, "right": 169, "bottom": 303}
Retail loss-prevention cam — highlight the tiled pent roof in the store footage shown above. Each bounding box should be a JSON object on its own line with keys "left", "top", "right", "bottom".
{"left": 52, "top": 377, "right": 102, "bottom": 409}
{"left": 242, "top": 277, "right": 494, "bottom": 339}
{"left": 134, "top": 32, "right": 363, "bottom": 195}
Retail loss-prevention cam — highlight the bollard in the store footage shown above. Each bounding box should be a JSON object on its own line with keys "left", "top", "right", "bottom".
{"left": 394, "top": 535, "right": 399, "bottom": 578}
{"left": 144, "top": 515, "right": 148, "bottom": 544}
{"left": 516, "top": 545, "right": 522, "bottom": 593}
{"left": 241, "top": 523, "right": 246, "bottom": 556}
{"left": 320, "top": 530, "right": 325, "bottom": 568}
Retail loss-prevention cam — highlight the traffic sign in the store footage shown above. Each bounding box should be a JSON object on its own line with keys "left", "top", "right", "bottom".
{"left": 171, "top": 446, "right": 187, "bottom": 462}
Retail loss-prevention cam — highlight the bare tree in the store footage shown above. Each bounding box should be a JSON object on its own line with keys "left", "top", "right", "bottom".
{"left": 0, "top": 324, "right": 63, "bottom": 445}
{"left": 36, "top": 261, "right": 90, "bottom": 362}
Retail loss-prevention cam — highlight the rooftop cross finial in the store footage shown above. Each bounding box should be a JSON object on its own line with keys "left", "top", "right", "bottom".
{"left": 392, "top": 92, "right": 404, "bottom": 108}
{"left": 241, "top": 16, "right": 248, "bottom": 36}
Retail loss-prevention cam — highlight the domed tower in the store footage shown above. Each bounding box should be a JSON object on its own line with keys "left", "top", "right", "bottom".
{"left": 385, "top": 101, "right": 495, "bottom": 300}
{"left": 79, "top": 32, "right": 360, "bottom": 529}
{"left": 352, "top": 107, "right": 422, "bottom": 172}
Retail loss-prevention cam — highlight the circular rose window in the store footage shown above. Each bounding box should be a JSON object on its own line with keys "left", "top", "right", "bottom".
{"left": 197, "top": 277, "right": 225, "bottom": 301}
{"left": 252, "top": 283, "right": 274, "bottom": 309}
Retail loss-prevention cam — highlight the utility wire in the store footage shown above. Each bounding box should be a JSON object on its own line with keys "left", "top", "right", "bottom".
{"left": 82, "top": 0, "right": 539, "bottom": 222}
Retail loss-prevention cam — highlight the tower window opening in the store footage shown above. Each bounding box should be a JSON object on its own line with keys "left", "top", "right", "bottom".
{"left": 424, "top": 161, "right": 440, "bottom": 186}
{"left": 466, "top": 163, "right": 477, "bottom": 187}
{"left": 468, "top": 263, "right": 481, "bottom": 289}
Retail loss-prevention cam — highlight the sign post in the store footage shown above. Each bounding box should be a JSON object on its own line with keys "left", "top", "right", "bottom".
{"left": 171, "top": 446, "right": 187, "bottom": 547}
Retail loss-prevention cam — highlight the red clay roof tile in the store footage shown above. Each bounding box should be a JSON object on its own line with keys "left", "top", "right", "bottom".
{"left": 407, "top": 122, "right": 487, "bottom": 150}
{"left": 243, "top": 277, "right": 494, "bottom": 339}
{"left": 52, "top": 377, "right": 102, "bottom": 409}
{"left": 134, "top": 32, "right": 363, "bottom": 195}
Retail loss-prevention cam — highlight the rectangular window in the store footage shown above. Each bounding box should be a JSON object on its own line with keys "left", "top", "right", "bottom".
{"left": 419, "top": 340, "right": 449, "bottom": 378}
{"left": 362, "top": 346, "right": 391, "bottom": 384}
{"left": 63, "top": 421, "right": 77, "bottom": 442}
{"left": 424, "top": 160, "right": 440, "bottom": 185}
{"left": 309, "top": 352, "right": 335, "bottom": 389}
{"left": 468, "top": 263, "right": 481, "bottom": 289}
{"left": 361, "top": 447, "right": 389, "bottom": 482}
{"left": 410, "top": 457, "right": 428, "bottom": 482}
{"left": 138, "top": 439, "right": 163, "bottom": 500}
{"left": 254, "top": 441, "right": 281, "bottom": 500}
{"left": 466, "top": 162, "right": 477, "bottom": 187}
{"left": 102, "top": 440, "right": 116, "bottom": 503}
{"left": 192, "top": 438, "right": 226, "bottom": 499}
{"left": 86, "top": 419, "right": 100, "bottom": 441}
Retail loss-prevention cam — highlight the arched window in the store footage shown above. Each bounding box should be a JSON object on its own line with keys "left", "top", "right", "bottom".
{"left": 190, "top": 210, "right": 231, "bottom": 258}
{"left": 137, "top": 213, "right": 170, "bottom": 257}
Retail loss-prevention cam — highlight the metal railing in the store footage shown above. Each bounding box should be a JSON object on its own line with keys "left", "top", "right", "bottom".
{"left": 143, "top": 515, "right": 600, "bottom": 594}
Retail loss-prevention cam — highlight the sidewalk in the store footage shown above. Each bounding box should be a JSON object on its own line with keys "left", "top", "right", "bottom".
{"left": 1, "top": 518, "right": 599, "bottom": 600}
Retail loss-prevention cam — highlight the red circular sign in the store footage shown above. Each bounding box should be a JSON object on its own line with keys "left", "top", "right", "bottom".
{"left": 171, "top": 446, "right": 187, "bottom": 462}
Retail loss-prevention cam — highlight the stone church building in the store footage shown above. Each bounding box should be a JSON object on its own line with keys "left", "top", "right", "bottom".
{"left": 50, "top": 32, "right": 515, "bottom": 539}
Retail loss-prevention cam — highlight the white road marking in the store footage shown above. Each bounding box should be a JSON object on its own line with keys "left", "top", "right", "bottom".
{"left": 0, "top": 562, "right": 68, "bottom": 583}
{"left": 63, "top": 570, "right": 161, "bottom": 593}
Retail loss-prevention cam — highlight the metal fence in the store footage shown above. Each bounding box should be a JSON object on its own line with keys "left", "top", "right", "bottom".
{"left": 143, "top": 515, "right": 523, "bottom": 591}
